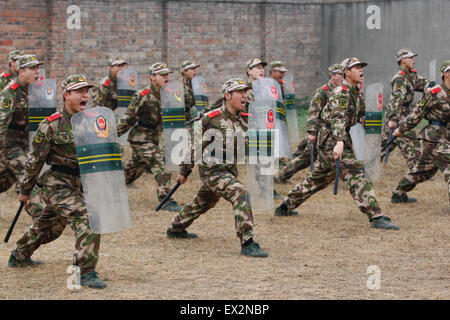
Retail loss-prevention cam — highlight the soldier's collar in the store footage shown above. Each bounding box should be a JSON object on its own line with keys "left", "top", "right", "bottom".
{"left": 108, "top": 72, "right": 117, "bottom": 83}
{"left": 399, "top": 66, "right": 412, "bottom": 75}
{"left": 222, "top": 104, "right": 237, "bottom": 120}
{"left": 16, "top": 76, "right": 28, "bottom": 93}
{"left": 328, "top": 79, "right": 336, "bottom": 89}
{"left": 62, "top": 107, "right": 73, "bottom": 120}
{"left": 150, "top": 82, "right": 160, "bottom": 98}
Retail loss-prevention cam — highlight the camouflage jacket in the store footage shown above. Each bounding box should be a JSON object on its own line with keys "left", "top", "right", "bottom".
{"left": 386, "top": 67, "right": 428, "bottom": 123}
{"left": 116, "top": 82, "right": 162, "bottom": 144}
{"left": 399, "top": 83, "right": 450, "bottom": 144}
{"left": 20, "top": 109, "right": 81, "bottom": 196}
{"left": 183, "top": 78, "right": 195, "bottom": 122}
{"left": 0, "top": 69, "right": 14, "bottom": 92}
{"left": 180, "top": 103, "right": 247, "bottom": 178}
{"left": 91, "top": 73, "right": 118, "bottom": 111}
{"left": 306, "top": 80, "right": 337, "bottom": 135}
{"left": 319, "top": 79, "right": 365, "bottom": 145}
{"left": 0, "top": 77, "right": 29, "bottom": 150}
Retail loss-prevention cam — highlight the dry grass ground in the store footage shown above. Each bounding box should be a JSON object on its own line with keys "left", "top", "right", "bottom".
{"left": 0, "top": 149, "right": 448, "bottom": 300}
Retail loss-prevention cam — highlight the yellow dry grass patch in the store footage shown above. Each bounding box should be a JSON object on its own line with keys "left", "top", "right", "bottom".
{"left": 0, "top": 151, "right": 448, "bottom": 299}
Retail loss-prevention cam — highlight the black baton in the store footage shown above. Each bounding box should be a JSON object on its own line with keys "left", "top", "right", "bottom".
{"left": 310, "top": 143, "right": 314, "bottom": 173}
{"left": 333, "top": 159, "right": 340, "bottom": 195}
{"left": 185, "top": 114, "right": 202, "bottom": 126}
{"left": 381, "top": 136, "right": 397, "bottom": 153}
{"left": 156, "top": 182, "right": 181, "bottom": 211}
{"left": 384, "top": 128, "right": 393, "bottom": 164}
{"left": 4, "top": 202, "right": 25, "bottom": 243}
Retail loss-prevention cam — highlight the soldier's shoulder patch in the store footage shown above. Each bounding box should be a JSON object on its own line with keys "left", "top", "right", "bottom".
{"left": 33, "top": 132, "right": 44, "bottom": 144}
{"left": 321, "top": 85, "right": 329, "bottom": 91}
{"left": 418, "top": 98, "right": 426, "bottom": 107}
{"left": 2, "top": 98, "right": 12, "bottom": 110}
{"left": 336, "top": 94, "right": 348, "bottom": 109}
{"left": 104, "top": 79, "right": 111, "bottom": 87}
{"left": 46, "top": 113, "right": 62, "bottom": 122}
{"left": 430, "top": 86, "right": 441, "bottom": 95}
{"left": 10, "top": 82, "right": 19, "bottom": 90}
{"left": 140, "top": 88, "right": 151, "bottom": 97}
{"left": 2, "top": 72, "right": 11, "bottom": 78}
{"left": 207, "top": 110, "right": 221, "bottom": 118}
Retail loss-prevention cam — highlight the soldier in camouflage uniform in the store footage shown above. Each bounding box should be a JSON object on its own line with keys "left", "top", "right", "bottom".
{"left": 0, "top": 54, "right": 44, "bottom": 220}
{"left": 0, "top": 50, "right": 24, "bottom": 91}
{"left": 8, "top": 75, "right": 107, "bottom": 289}
{"left": 167, "top": 78, "right": 268, "bottom": 258}
{"left": 116, "top": 62, "right": 181, "bottom": 211}
{"left": 274, "top": 58, "right": 399, "bottom": 230}
{"left": 275, "top": 63, "right": 344, "bottom": 184}
{"left": 245, "top": 58, "right": 267, "bottom": 111}
{"left": 391, "top": 61, "right": 450, "bottom": 204}
{"left": 90, "top": 57, "right": 128, "bottom": 112}
{"left": 180, "top": 60, "right": 200, "bottom": 123}
{"left": 381, "top": 49, "right": 430, "bottom": 171}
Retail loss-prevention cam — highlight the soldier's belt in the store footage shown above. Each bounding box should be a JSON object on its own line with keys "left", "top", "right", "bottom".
{"left": 138, "top": 120, "right": 157, "bottom": 130}
{"left": 162, "top": 108, "right": 186, "bottom": 129}
{"left": 51, "top": 164, "right": 80, "bottom": 176}
{"left": 429, "top": 120, "right": 448, "bottom": 127}
{"left": 325, "top": 123, "right": 350, "bottom": 133}
{"left": 8, "top": 123, "right": 26, "bottom": 130}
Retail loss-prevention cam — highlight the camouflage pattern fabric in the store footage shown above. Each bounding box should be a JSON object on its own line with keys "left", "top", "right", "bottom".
{"left": 0, "top": 78, "right": 43, "bottom": 219}
{"left": 183, "top": 78, "right": 195, "bottom": 122}
{"left": 13, "top": 108, "right": 100, "bottom": 273}
{"left": 173, "top": 104, "right": 254, "bottom": 244}
{"left": 90, "top": 73, "right": 118, "bottom": 111}
{"left": 284, "top": 80, "right": 383, "bottom": 220}
{"left": 0, "top": 70, "right": 14, "bottom": 91}
{"left": 381, "top": 67, "right": 428, "bottom": 169}
{"left": 393, "top": 84, "right": 450, "bottom": 200}
{"left": 276, "top": 80, "right": 336, "bottom": 182}
{"left": 116, "top": 82, "right": 172, "bottom": 201}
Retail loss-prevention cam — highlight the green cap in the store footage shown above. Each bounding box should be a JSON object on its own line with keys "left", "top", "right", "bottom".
{"left": 8, "top": 50, "right": 24, "bottom": 62}
{"left": 396, "top": 49, "right": 417, "bottom": 62}
{"left": 16, "top": 54, "right": 44, "bottom": 70}
{"left": 222, "top": 78, "right": 249, "bottom": 95}
{"left": 109, "top": 56, "right": 128, "bottom": 66}
{"left": 180, "top": 60, "right": 200, "bottom": 72}
{"left": 149, "top": 62, "right": 172, "bottom": 75}
{"left": 439, "top": 60, "right": 450, "bottom": 77}
{"left": 61, "top": 75, "right": 95, "bottom": 92}
{"left": 341, "top": 57, "right": 367, "bottom": 70}
{"left": 328, "top": 63, "right": 343, "bottom": 74}
{"left": 270, "top": 61, "right": 288, "bottom": 72}
{"left": 246, "top": 58, "right": 267, "bottom": 71}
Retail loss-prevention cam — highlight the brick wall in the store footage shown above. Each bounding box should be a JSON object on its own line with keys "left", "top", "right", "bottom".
{"left": 0, "top": 0, "right": 370, "bottom": 104}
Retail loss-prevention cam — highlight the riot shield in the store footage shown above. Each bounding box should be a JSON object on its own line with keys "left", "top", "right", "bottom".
{"left": 364, "top": 83, "right": 383, "bottom": 181}
{"left": 161, "top": 81, "right": 189, "bottom": 171}
{"left": 71, "top": 106, "right": 131, "bottom": 234}
{"left": 28, "top": 79, "right": 57, "bottom": 148}
{"left": 349, "top": 123, "right": 366, "bottom": 161}
{"left": 282, "top": 73, "right": 300, "bottom": 146}
{"left": 253, "top": 78, "right": 291, "bottom": 159}
{"left": 247, "top": 79, "right": 278, "bottom": 211}
{"left": 191, "top": 75, "right": 209, "bottom": 135}
{"left": 117, "top": 68, "right": 138, "bottom": 144}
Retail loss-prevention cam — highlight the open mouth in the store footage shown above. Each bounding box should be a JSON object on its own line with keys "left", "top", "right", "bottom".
{"left": 80, "top": 100, "right": 88, "bottom": 107}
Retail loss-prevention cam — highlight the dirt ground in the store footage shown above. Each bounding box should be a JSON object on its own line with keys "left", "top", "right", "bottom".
{"left": 0, "top": 150, "right": 448, "bottom": 300}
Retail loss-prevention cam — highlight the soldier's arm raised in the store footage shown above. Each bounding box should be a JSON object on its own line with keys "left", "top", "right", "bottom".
{"left": 20, "top": 121, "right": 52, "bottom": 196}
{"left": 398, "top": 90, "right": 432, "bottom": 134}
{"left": 116, "top": 91, "right": 140, "bottom": 136}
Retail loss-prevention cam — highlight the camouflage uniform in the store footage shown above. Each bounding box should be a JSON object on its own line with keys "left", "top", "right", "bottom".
{"left": 0, "top": 50, "right": 24, "bottom": 91}
{"left": 0, "top": 55, "right": 44, "bottom": 220}
{"left": 10, "top": 75, "right": 101, "bottom": 275}
{"left": 116, "top": 65, "right": 172, "bottom": 202}
{"left": 180, "top": 60, "right": 200, "bottom": 123}
{"left": 275, "top": 64, "right": 343, "bottom": 183}
{"left": 381, "top": 49, "right": 429, "bottom": 169}
{"left": 392, "top": 63, "right": 450, "bottom": 202}
{"left": 169, "top": 79, "right": 255, "bottom": 245}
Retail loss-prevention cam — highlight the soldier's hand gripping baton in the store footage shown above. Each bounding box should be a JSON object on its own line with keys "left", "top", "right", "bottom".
{"left": 4, "top": 202, "right": 25, "bottom": 243}
{"left": 155, "top": 169, "right": 192, "bottom": 211}
{"left": 310, "top": 143, "right": 314, "bottom": 173}
{"left": 381, "top": 135, "right": 397, "bottom": 153}
{"left": 185, "top": 113, "right": 202, "bottom": 126}
{"left": 384, "top": 128, "right": 394, "bottom": 164}
{"left": 333, "top": 159, "right": 340, "bottom": 195}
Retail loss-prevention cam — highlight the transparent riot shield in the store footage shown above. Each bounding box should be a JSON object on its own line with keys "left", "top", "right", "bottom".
{"left": 192, "top": 76, "right": 209, "bottom": 135}
{"left": 349, "top": 123, "right": 366, "bottom": 161}
{"left": 282, "top": 73, "right": 300, "bottom": 146}
{"left": 364, "top": 82, "right": 383, "bottom": 181}
{"left": 71, "top": 106, "right": 131, "bottom": 234}
{"left": 117, "top": 68, "right": 138, "bottom": 144}
{"left": 161, "top": 81, "right": 189, "bottom": 171}
{"left": 253, "top": 78, "right": 291, "bottom": 160}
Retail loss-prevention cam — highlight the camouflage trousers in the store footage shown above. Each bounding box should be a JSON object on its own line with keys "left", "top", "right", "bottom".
{"left": 285, "top": 139, "right": 383, "bottom": 220}
{"left": 393, "top": 139, "right": 450, "bottom": 201}
{"left": 169, "top": 170, "right": 254, "bottom": 244}
{"left": 275, "top": 138, "right": 316, "bottom": 182}
{"left": 124, "top": 141, "right": 171, "bottom": 201}
{"left": 0, "top": 146, "right": 43, "bottom": 220}
{"left": 381, "top": 124, "right": 421, "bottom": 170}
{"left": 12, "top": 179, "right": 100, "bottom": 274}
